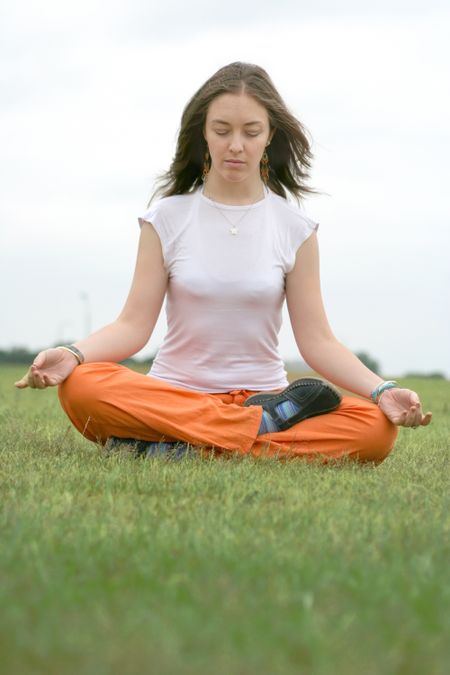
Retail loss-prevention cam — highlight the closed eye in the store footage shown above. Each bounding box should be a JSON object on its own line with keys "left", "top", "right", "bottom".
{"left": 214, "top": 130, "right": 261, "bottom": 137}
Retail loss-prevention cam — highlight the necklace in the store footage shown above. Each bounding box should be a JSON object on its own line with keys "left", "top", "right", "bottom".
{"left": 202, "top": 184, "right": 266, "bottom": 236}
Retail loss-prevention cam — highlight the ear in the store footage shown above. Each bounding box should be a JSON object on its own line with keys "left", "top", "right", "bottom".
{"left": 267, "top": 128, "right": 275, "bottom": 145}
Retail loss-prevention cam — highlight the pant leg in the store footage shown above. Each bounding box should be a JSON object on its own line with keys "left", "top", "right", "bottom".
{"left": 241, "top": 394, "right": 398, "bottom": 464}
{"left": 209, "top": 390, "right": 397, "bottom": 464}
{"left": 58, "top": 362, "right": 262, "bottom": 453}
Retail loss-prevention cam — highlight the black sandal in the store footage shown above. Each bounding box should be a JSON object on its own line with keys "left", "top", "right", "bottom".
{"left": 243, "top": 378, "right": 342, "bottom": 431}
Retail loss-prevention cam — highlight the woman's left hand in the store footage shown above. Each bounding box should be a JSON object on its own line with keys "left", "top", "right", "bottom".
{"left": 377, "top": 388, "right": 432, "bottom": 428}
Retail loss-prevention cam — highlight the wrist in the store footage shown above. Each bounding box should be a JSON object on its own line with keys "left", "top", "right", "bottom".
{"left": 370, "top": 380, "right": 399, "bottom": 405}
{"left": 56, "top": 344, "right": 85, "bottom": 365}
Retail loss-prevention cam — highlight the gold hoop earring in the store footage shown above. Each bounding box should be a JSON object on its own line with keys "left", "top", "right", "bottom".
{"left": 260, "top": 150, "right": 270, "bottom": 184}
{"left": 202, "top": 149, "right": 210, "bottom": 182}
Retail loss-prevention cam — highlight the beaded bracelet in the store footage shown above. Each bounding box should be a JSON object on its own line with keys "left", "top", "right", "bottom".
{"left": 56, "top": 344, "right": 85, "bottom": 365}
{"left": 370, "top": 380, "right": 399, "bottom": 404}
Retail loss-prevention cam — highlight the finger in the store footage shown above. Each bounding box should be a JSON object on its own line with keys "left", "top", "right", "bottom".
{"left": 35, "top": 374, "right": 48, "bottom": 389}
{"left": 408, "top": 401, "right": 430, "bottom": 428}
{"left": 43, "top": 374, "right": 57, "bottom": 387}
{"left": 407, "top": 392, "right": 429, "bottom": 427}
{"left": 420, "top": 412, "right": 433, "bottom": 427}
{"left": 30, "top": 365, "right": 46, "bottom": 388}
{"left": 17, "top": 368, "right": 36, "bottom": 388}
{"left": 403, "top": 408, "right": 422, "bottom": 428}
{"left": 390, "top": 410, "right": 408, "bottom": 426}
{"left": 30, "top": 369, "right": 46, "bottom": 389}
{"left": 409, "top": 403, "right": 424, "bottom": 427}
{"left": 14, "top": 377, "right": 29, "bottom": 389}
{"left": 401, "top": 407, "right": 416, "bottom": 425}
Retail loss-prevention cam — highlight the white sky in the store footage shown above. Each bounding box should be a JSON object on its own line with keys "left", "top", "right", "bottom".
{"left": 1, "top": 0, "right": 449, "bottom": 377}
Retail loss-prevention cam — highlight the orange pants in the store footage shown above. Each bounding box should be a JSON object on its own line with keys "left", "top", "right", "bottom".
{"left": 58, "top": 362, "right": 398, "bottom": 463}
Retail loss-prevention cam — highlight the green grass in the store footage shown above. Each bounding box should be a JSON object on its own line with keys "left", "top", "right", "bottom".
{"left": 1, "top": 365, "right": 449, "bottom": 675}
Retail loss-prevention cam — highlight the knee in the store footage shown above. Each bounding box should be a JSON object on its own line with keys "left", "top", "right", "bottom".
{"left": 58, "top": 364, "right": 92, "bottom": 412}
{"left": 359, "top": 401, "right": 398, "bottom": 462}
{"left": 336, "top": 396, "right": 398, "bottom": 463}
{"left": 58, "top": 362, "right": 121, "bottom": 410}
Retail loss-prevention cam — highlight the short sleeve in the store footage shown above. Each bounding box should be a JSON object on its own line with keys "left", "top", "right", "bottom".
{"left": 292, "top": 213, "right": 319, "bottom": 248}
{"left": 138, "top": 204, "right": 158, "bottom": 229}
{"left": 283, "top": 213, "right": 319, "bottom": 273}
{"left": 137, "top": 201, "right": 172, "bottom": 268}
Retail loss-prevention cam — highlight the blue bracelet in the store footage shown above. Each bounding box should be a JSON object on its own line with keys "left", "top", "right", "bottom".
{"left": 370, "top": 381, "right": 399, "bottom": 404}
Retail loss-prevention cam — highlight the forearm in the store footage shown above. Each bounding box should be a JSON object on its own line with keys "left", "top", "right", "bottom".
{"left": 302, "top": 338, "right": 384, "bottom": 399}
{"left": 73, "top": 319, "right": 150, "bottom": 363}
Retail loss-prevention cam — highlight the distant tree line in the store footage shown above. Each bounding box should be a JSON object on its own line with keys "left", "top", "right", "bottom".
{"left": 354, "top": 351, "right": 446, "bottom": 379}
{"left": 355, "top": 351, "right": 380, "bottom": 374}
{"left": 402, "top": 371, "right": 446, "bottom": 380}
{"left": 0, "top": 347, "right": 154, "bottom": 369}
{"left": 0, "top": 347, "right": 41, "bottom": 364}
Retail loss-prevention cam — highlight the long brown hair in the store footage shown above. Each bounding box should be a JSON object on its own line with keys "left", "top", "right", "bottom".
{"left": 149, "top": 62, "right": 317, "bottom": 204}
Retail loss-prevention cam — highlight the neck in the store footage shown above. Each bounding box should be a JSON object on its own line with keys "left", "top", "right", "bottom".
{"left": 203, "top": 171, "right": 265, "bottom": 205}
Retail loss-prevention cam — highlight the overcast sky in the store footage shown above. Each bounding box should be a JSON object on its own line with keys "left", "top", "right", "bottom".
{"left": 1, "top": 0, "right": 449, "bottom": 377}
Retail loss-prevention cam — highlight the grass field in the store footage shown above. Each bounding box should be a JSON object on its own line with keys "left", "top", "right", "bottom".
{"left": 1, "top": 364, "right": 449, "bottom": 675}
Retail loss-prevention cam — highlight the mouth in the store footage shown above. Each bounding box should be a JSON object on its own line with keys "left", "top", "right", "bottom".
{"left": 225, "top": 159, "right": 245, "bottom": 166}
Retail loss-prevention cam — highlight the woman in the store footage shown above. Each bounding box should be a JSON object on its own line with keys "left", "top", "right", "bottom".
{"left": 15, "top": 62, "right": 432, "bottom": 462}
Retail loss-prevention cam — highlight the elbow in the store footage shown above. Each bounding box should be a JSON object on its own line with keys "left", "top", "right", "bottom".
{"left": 114, "top": 317, "right": 152, "bottom": 352}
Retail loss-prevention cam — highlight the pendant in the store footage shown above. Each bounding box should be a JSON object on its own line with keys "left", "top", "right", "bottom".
{"left": 229, "top": 226, "right": 238, "bottom": 236}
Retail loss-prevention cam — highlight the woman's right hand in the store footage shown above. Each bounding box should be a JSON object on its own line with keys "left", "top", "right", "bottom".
{"left": 14, "top": 348, "right": 80, "bottom": 389}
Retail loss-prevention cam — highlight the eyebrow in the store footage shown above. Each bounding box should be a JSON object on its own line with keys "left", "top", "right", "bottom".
{"left": 210, "top": 119, "right": 264, "bottom": 126}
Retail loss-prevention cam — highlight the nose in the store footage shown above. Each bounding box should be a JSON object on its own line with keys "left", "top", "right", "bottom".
{"left": 228, "top": 133, "right": 244, "bottom": 153}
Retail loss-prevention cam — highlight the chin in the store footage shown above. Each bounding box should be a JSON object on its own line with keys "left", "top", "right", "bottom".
{"left": 221, "top": 171, "right": 249, "bottom": 183}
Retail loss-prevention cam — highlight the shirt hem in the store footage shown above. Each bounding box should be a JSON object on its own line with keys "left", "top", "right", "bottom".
{"left": 146, "top": 371, "right": 289, "bottom": 394}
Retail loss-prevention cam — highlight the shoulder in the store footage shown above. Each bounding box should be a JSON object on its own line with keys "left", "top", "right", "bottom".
{"left": 138, "top": 192, "right": 197, "bottom": 227}
{"left": 268, "top": 190, "right": 319, "bottom": 236}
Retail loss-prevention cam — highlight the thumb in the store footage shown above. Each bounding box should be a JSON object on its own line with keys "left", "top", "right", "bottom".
{"left": 14, "top": 373, "right": 30, "bottom": 389}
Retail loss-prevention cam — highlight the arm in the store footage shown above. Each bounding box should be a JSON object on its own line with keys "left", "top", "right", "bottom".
{"left": 73, "top": 222, "right": 167, "bottom": 362}
{"left": 15, "top": 222, "right": 167, "bottom": 388}
{"left": 286, "top": 233, "right": 432, "bottom": 427}
{"left": 286, "top": 232, "right": 382, "bottom": 399}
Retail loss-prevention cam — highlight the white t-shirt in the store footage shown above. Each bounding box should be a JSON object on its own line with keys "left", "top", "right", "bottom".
{"left": 138, "top": 186, "right": 318, "bottom": 392}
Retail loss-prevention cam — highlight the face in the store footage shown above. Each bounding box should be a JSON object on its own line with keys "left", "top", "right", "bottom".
{"left": 203, "top": 91, "right": 273, "bottom": 186}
